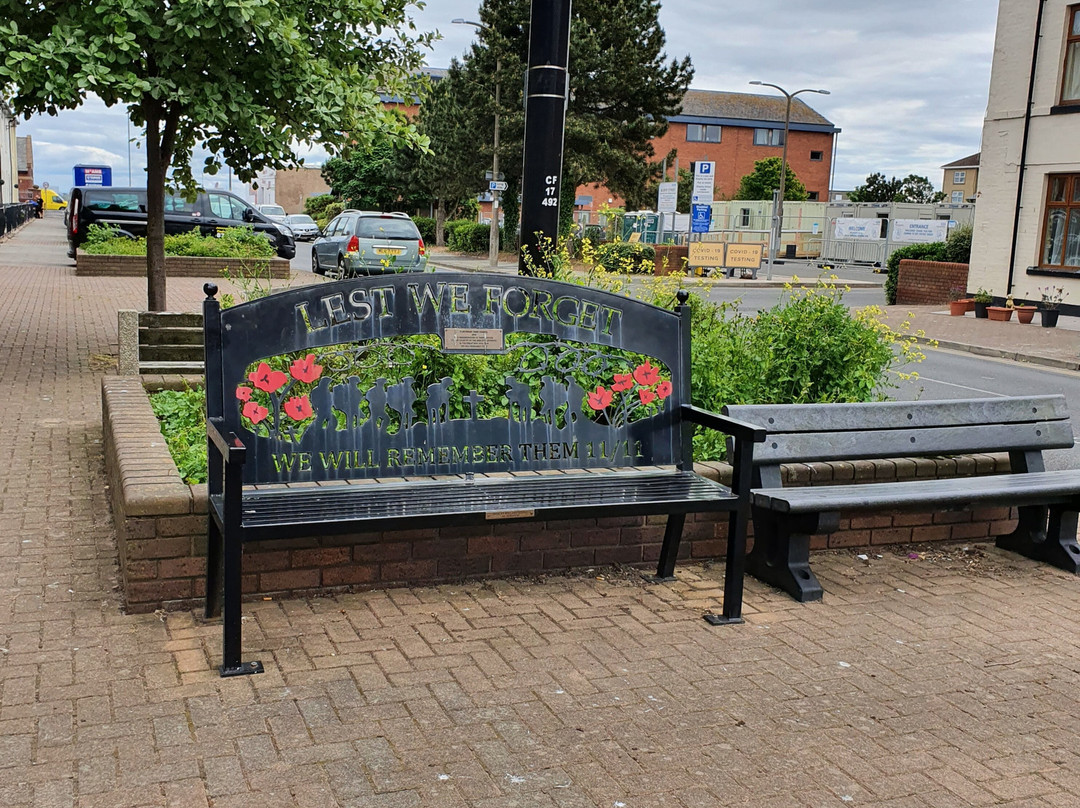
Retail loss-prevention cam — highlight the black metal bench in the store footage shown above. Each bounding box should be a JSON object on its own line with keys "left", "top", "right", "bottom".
{"left": 203, "top": 272, "right": 764, "bottom": 676}
{"left": 724, "top": 396, "right": 1080, "bottom": 601}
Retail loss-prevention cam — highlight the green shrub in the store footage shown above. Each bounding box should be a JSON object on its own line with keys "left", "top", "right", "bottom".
{"left": 81, "top": 226, "right": 275, "bottom": 258}
{"left": 317, "top": 201, "right": 345, "bottom": 230}
{"left": 884, "top": 242, "right": 948, "bottom": 304}
{"left": 448, "top": 222, "right": 491, "bottom": 253}
{"left": 150, "top": 387, "right": 208, "bottom": 484}
{"left": 304, "top": 194, "right": 336, "bottom": 219}
{"left": 443, "top": 218, "right": 474, "bottom": 245}
{"left": 593, "top": 241, "right": 656, "bottom": 274}
{"left": 944, "top": 222, "right": 973, "bottom": 264}
{"left": 412, "top": 216, "right": 436, "bottom": 244}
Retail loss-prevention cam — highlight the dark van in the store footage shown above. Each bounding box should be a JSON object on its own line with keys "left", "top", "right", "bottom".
{"left": 66, "top": 186, "right": 296, "bottom": 260}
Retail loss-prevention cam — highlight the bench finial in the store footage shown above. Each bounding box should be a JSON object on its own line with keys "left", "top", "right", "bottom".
{"left": 676, "top": 289, "right": 689, "bottom": 307}
{"left": 204, "top": 283, "right": 218, "bottom": 299}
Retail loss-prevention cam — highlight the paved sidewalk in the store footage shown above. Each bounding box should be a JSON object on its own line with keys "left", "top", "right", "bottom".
{"left": 2, "top": 215, "right": 1080, "bottom": 807}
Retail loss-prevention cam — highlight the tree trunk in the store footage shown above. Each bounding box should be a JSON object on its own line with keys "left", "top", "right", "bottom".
{"left": 435, "top": 198, "right": 446, "bottom": 247}
{"left": 144, "top": 114, "right": 168, "bottom": 312}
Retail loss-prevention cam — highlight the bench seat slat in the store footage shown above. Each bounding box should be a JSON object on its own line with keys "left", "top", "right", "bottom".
{"left": 213, "top": 471, "right": 735, "bottom": 536}
{"left": 725, "top": 396, "right": 1068, "bottom": 433}
{"left": 747, "top": 420, "right": 1073, "bottom": 465}
{"left": 752, "top": 469, "right": 1080, "bottom": 513}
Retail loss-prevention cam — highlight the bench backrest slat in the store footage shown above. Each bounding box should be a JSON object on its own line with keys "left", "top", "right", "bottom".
{"left": 205, "top": 272, "right": 690, "bottom": 484}
{"left": 724, "top": 396, "right": 1073, "bottom": 465}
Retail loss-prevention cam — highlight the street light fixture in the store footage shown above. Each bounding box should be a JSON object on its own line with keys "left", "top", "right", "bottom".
{"left": 749, "top": 81, "right": 829, "bottom": 266}
{"left": 453, "top": 17, "right": 502, "bottom": 268}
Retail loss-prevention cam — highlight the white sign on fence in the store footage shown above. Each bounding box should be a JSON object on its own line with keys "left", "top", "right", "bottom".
{"left": 692, "top": 161, "right": 715, "bottom": 204}
{"left": 833, "top": 218, "right": 882, "bottom": 240}
{"left": 892, "top": 219, "right": 949, "bottom": 243}
{"left": 657, "top": 182, "right": 678, "bottom": 213}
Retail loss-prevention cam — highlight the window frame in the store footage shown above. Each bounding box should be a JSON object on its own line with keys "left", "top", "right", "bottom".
{"left": 951, "top": 191, "right": 964, "bottom": 204}
{"left": 753, "top": 128, "right": 784, "bottom": 147}
{"left": 809, "top": 150, "right": 823, "bottom": 162}
{"left": 1039, "top": 173, "right": 1080, "bottom": 269}
{"left": 953, "top": 170, "right": 966, "bottom": 185}
{"left": 1061, "top": 5, "right": 1080, "bottom": 105}
{"left": 686, "top": 123, "right": 721, "bottom": 143}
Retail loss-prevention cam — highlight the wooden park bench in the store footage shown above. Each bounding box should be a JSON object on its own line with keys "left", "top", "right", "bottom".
{"left": 203, "top": 272, "right": 764, "bottom": 676}
{"left": 723, "top": 396, "right": 1080, "bottom": 601}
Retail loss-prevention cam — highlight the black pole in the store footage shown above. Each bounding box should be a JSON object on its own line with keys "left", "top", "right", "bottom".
{"left": 518, "top": 0, "right": 572, "bottom": 275}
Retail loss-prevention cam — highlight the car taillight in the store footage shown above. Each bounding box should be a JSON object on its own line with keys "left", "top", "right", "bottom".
{"left": 346, "top": 235, "right": 359, "bottom": 253}
{"left": 418, "top": 238, "right": 426, "bottom": 256}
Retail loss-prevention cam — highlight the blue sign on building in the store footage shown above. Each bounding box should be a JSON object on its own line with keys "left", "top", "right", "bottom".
{"left": 691, "top": 204, "right": 712, "bottom": 234}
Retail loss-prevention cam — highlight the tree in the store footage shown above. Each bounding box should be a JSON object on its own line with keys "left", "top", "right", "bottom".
{"left": 322, "top": 138, "right": 428, "bottom": 214}
{"left": 0, "top": 0, "right": 431, "bottom": 310}
{"left": 733, "top": 157, "right": 808, "bottom": 202}
{"left": 848, "top": 172, "right": 945, "bottom": 203}
{"left": 445, "top": 0, "right": 692, "bottom": 247}
{"left": 897, "top": 174, "right": 946, "bottom": 203}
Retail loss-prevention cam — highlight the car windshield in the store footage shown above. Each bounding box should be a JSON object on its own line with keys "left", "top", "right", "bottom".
{"left": 287, "top": 215, "right": 315, "bottom": 224}
{"left": 260, "top": 205, "right": 285, "bottom": 216}
{"left": 356, "top": 218, "right": 419, "bottom": 239}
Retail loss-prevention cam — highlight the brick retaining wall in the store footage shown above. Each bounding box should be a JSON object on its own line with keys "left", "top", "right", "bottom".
{"left": 896, "top": 259, "right": 969, "bottom": 305}
{"left": 102, "top": 376, "right": 1017, "bottom": 613}
{"left": 77, "top": 251, "right": 292, "bottom": 278}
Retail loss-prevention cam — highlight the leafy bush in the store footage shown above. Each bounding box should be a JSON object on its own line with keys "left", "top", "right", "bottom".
{"left": 150, "top": 387, "right": 208, "bottom": 484}
{"left": 82, "top": 226, "right": 276, "bottom": 258}
{"left": 448, "top": 222, "right": 491, "bottom": 253}
{"left": 303, "top": 194, "right": 336, "bottom": 219}
{"left": 944, "top": 222, "right": 973, "bottom": 263}
{"left": 884, "top": 242, "right": 947, "bottom": 304}
{"left": 592, "top": 241, "right": 656, "bottom": 274}
{"left": 443, "top": 219, "right": 474, "bottom": 245}
{"left": 412, "top": 216, "right": 436, "bottom": 244}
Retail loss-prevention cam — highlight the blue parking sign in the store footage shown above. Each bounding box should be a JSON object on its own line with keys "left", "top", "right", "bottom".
{"left": 691, "top": 204, "right": 712, "bottom": 234}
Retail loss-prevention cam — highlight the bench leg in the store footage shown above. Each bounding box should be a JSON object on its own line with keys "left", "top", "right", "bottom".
{"left": 745, "top": 510, "right": 834, "bottom": 602}
{"left": 220, "top": 536, "right": 263, "bottom": 678}
{"left": 997, "top": 505, "right": 1080, "bottom": 574}
{"left": 652, "top": 513, "right": 686, "bottom": 581}
{"left": 205, "top": 517, "right": 223, "bottom": 619}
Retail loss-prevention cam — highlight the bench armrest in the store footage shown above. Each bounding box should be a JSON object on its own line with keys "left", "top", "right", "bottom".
{"left": 208, "top": 417, "right": 247, "bottom": 465}
{"left": 682, "top": 405, "right": 766, "bottom": 443}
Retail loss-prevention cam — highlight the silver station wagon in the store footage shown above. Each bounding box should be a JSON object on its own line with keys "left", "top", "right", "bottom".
{"left": 311, "top": 211, "right": 429, "bottom": 277}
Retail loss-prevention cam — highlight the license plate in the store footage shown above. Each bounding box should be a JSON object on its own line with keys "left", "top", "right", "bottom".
{"left": 374, "top": 247, "right": 404, "bottom": 256}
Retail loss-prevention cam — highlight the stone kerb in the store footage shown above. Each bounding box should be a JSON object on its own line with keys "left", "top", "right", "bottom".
{"left": 102, "top": 375, "right": 1017, "bottom": 613}
{"left": 76, "top": 251, "right": 292, "bottom": 278}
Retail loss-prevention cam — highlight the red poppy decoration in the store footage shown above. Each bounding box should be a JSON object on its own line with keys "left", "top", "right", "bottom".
{"left": 235, "top": 386, "right": 252, "bottom": 401}
{"left": 587, "top": 385, "right": 614, "bottom": 411}
{"left": 283, "top": 395, "right": 314, "bottom": 421}
{"left": 289, "top": 354, "right": 323, "bottom": 384}
{"left": 612, "top": 372, "right": 634, "bottom": 392}
{"left": 249, "top": 362, "right": 288, "bottom": 393}
{"left": 656, "top": 380, "right": 673, "bottom": 400}
{"left": 633, "top": 361, "right": 660, "bottom": 387}
{"left": 639, "top": 388, "right": 657, "bottom": 405}
{"left": 242, "top": 401, "right": 269, "bottom": 424}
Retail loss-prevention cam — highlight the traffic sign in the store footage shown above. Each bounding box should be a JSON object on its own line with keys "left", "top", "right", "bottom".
{"left": 692, "top": 161, "right": 715, "bottom": 204}
{"left": 691, "top": 204, "right": 712, "bottom": 234}
{"left": 489, "top": 181, "right": 508, "bottom": 191}
{"left": 657, "top": 182, "right": 678, "bottom": 213}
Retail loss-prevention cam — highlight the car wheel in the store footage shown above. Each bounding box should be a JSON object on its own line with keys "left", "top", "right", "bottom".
{"left": 311, "top": 250, "right": 322, "bottom": 275}
{"left": 327, "top": 256, "right": 346, "bottom": 280}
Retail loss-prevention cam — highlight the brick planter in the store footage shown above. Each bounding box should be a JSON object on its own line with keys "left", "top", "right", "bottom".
{"left": 896, "top": 259, "right": 969, "bottom": 305}
{"left": 653, "top": 245, "right": 689, "bottom": 276}
{"left": 102, "top": 376, "right": 1018, "bottom": 613}
{"left": 76, "top": 251, "right": 292, "bottom": 278}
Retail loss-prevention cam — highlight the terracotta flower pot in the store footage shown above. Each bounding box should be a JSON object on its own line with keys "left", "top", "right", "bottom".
{"left": 949, "top": 300, "right": 968, "bottom": 316}
{"left": 1015, "top": 305, "right": 1037, "bottom": 324}
{"left": 960, "top": 298, "right": 975, "bottom": 312}
{"left": 987, "top": 306, "right": 1013, "bottom": 321}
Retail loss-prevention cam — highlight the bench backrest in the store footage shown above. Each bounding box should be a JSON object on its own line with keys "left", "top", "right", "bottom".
{"left": 205, "top": 272, "right": 692, "bottom": 484}
{"left": 118, "top": 310, "right": 204, "bottom": 375}
{"left": 724, "top": 396, "right": 1073, "bottom": 466}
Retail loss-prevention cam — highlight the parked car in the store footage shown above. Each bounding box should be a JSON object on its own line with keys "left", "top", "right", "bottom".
{"left": 66, "top": 186, "right": 295, "bottom": 260}
{"left": 256, "top": 204, "right": 288, "bottom": 222}
{"left": 283, "top": 213, "right": 321, "bottom": 241}
{"left": 311, "top": 211, "right": 428, "bottom": 277}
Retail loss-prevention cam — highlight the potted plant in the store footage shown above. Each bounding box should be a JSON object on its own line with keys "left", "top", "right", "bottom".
{"left": 973, "top": 288, "right": 993, "bottom": 318}
{"left": 987, "top": 304, "right": 1013, "bottom": 321}
{"left": 1013, "top": 296, "right": 1038, "bottom": 324}
{"left": 948, "top": 286, "right": 970, "bottom": 316}
{"left": 1038, "top": 286, "right": 1067, "bottom": 328}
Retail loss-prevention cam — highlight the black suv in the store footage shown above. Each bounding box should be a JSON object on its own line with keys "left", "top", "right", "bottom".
{"left": 66, "top": 186, "right": 296, "bottom": 260}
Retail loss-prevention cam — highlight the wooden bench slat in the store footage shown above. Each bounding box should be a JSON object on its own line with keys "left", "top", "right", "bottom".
{"left": 725, "top": 396, "right": 1069, "bottom": 434}
{"left": 749, "top": 420, "right": 1073, "bottom": 464}
{"left": 752, "top": 469, "right": 1080, "bottom": 513}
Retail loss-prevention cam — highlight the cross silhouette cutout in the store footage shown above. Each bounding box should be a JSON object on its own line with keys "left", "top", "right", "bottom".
{"left": 464, "top": 389, "right": 485, "bottom": 420}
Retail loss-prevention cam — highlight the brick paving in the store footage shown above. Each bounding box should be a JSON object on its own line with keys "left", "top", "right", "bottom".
{"left": 2, "top": 214, "right": 1080, "bottom": 807}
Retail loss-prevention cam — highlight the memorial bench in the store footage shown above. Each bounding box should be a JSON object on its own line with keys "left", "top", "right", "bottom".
{"left": 203, "top": 272, "right": 764, "bottom": 676}
{"left": 117, "top": 310, "right": 204, "bottom": 375}
{"left": 724, "top": 396, "right": 1080, "bottom": 601}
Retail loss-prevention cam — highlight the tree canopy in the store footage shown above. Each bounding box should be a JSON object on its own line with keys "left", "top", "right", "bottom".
{"left": 733, "top": 157, "right": 809, "bottom": 202}
{"left": 0, "top": 0, "right": 432, "bottom": 309}
{"left": 849, "top": 172, "right": 945, "bottom": 203}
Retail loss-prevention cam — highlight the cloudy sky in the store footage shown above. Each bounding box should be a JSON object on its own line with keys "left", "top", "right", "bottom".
{"left": 19, "top": 0, "right": 999, "bottom": 198}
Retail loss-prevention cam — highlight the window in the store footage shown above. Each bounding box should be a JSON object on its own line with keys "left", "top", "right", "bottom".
{"left": 753, "top": 128, "right": 784, "bottom": 146}
{"left": 164, "top": 193, "right": 199, "bottom": 215}
{"left": 953, "top": 170, "right": 967, "bottom": 185}
{"left": 739, "top": 208, "right": 751, "bottom": 227}
{"left": 810, "top": 150, "right": 823, "bottom": 161}
{"left": 1041, "top": 173, "right": 1080, "bottom": 268}
{"left": 807, "top": 191, "right": 820, "bottom": 201}
{"left": 951, "top": 191, "right": 964, "bottom": 204}
{"left": 208, "top": 193, "right": 249, "bottom": 220}
{"left": 1062, "top": 5, "right": 1080, "bottom": 104}
{"left": 686, "top": 124, "right": 721, "bottom": 143}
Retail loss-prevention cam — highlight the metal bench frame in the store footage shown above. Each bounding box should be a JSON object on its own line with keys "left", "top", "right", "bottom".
{"left": 204, "top": 273, "right": 764, "bottom": 676}
{"left": 724, "top": 397, "right": 1080, "bottom": 602}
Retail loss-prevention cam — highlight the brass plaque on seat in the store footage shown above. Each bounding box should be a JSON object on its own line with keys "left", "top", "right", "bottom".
{"left": 444, "top": 328, "right": 504, "bottom": 352}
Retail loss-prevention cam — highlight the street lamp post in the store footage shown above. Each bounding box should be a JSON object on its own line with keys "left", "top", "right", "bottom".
{"left": 748, "top": 81, "right": 829, "bottom": 264}
{"left": 453, "top": 18, "right": 501, "bottom": 268}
